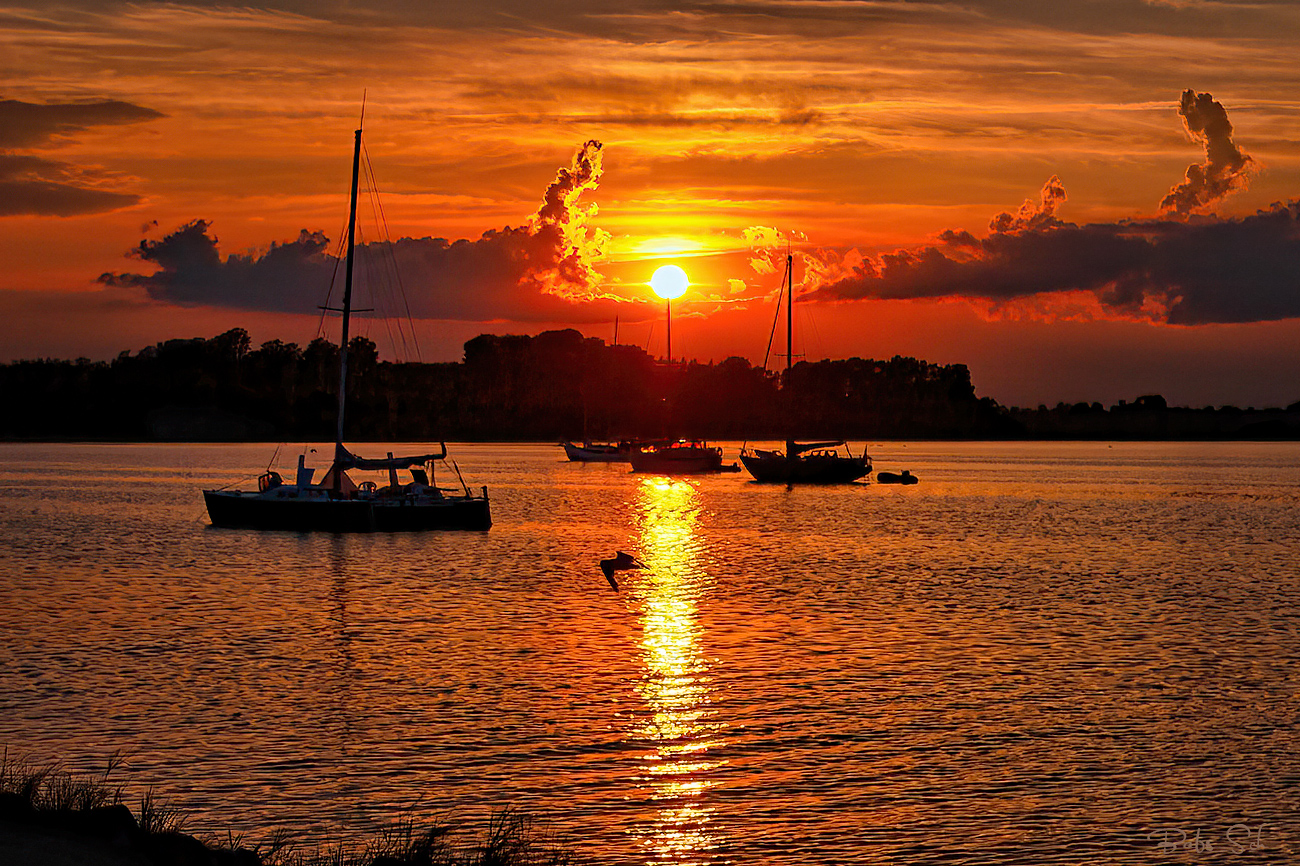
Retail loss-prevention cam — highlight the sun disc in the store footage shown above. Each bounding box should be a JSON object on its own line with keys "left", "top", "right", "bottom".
{"left": 650, "top": 265, "right": 689, "bottom": 300}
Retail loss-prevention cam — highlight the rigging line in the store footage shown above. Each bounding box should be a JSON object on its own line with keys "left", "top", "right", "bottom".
{"left": 359, "top": 149, "right": 410, "bottom": 362}
{"left": 318, "top": 216, "right": 351, "bottom": 341}
{"left": 803, "top": 286, "right": 826, "bottom": 364}
{"left": 760, "top": 265, "right": 784, "bottom": 373}
{"left": 355, "top": 221, "right": 402, "bottom": 364}
{"left": 359, "top": 207, "right": 406, "bottom": 364}
{"left": 451, "top": 460, "right": 470, "bottom": 497}
{"left": 362, "top": 141, "right": 421, "bottom": 362}
{"left": 361, "top": 159, "right": 416, "bottom": 362}
{"left": 366, "top": 241, "right": 405, "bottom": 363}
{"left": 357, "top": 230, "right": 383, "bottom": 349}
{"left": 215, "top": 471, "right": 264, "bottom": 492}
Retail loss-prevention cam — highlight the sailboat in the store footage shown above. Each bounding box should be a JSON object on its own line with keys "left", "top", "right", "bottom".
{"left": 740, "top": 254, "right": 871, "bottom": 484}
{"left": 203, "top": 121, "right": 492, "bottom": 531}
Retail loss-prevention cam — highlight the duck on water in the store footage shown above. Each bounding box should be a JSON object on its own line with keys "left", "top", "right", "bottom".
{"left": 203, "top": 118, "right": 490, "bottom": 532}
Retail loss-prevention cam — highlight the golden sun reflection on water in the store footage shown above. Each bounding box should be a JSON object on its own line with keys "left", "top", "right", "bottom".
{"left": 629, "top": 477, "right": 727, "bottom": 865}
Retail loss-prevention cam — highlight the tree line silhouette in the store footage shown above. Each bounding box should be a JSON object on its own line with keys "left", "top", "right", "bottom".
{"left": 2, "top": 327, "right": 1297, "bottom": 441}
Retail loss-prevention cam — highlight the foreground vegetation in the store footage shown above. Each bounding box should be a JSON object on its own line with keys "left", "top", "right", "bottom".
{"left": 0, "top": 753, "right": 575, "bottom": 866}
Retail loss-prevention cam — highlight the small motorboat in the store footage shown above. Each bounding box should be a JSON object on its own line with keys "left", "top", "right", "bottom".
{"left": 876, "top": 470, "right": 919, "bottom": 485}
{"left": 629, "top": 439, "right": 738, "bottom": 474}
{"left": 561, "top": 440, "right": 636, "bottom": 463}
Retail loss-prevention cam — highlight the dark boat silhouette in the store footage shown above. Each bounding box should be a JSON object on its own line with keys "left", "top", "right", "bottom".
{"left": 203, "top": 120, "right": 490, "bottom": 532}
{"left": 629, "top": 438, "right": 739, "bottom": 474}
{"left": 561, "top": 440, "right": 636, "bottom": 462}
{"left": 743, "top": 440, "right": 871, "bottom": 484}
{"left": 740, "top": 253, "right": 871, "bottom": 484}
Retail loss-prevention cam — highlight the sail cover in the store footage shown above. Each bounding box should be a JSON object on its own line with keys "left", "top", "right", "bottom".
{"left": 333, "top": 444, "right": 447, "bottom": 470}
{"left": 790, "top": 441, "right": 847, "bottom": 456}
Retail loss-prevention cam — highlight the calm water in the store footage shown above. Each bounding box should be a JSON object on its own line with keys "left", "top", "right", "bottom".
{"left": 2, "top": 441, "right": 1299, "bottom": 864}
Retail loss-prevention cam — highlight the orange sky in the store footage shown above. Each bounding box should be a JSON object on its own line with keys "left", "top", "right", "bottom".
{"left": 3, "top": 0, "right": 1300, "bottom": 408}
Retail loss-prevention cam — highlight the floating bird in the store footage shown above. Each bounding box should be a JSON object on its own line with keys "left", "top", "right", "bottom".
{"left": 599, "top": 551, "right": 646, "bottom": 592}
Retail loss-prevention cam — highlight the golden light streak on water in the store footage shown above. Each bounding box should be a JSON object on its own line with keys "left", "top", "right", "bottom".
{"left": 629, "top": 477, "right": 728, "bottom": 864}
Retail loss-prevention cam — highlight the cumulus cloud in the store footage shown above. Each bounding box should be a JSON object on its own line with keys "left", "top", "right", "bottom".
{"left": 1160, "top": 89, "right": 1254, "bottom": 216}
{"left": 744, "top": 225, "right": 865, "bottom": 302}
{"left": 989, "top": 175, "right": 1067, "bottom": 233}
{"left": 100, "top": 140, "right": 625, "bottom": 323}
{"left": 809, "top": 91, "right": 1300, "bottom": 326}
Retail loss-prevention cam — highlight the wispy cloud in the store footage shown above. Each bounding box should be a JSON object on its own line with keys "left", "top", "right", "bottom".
{"left": 0, "top": 98, "right": 162, "bottom": 216}
{"left": 0, "top": 153, "right": 141, "bottom": 216}
{"left": 0, "top": 99, "right": 163, "bottom": 148}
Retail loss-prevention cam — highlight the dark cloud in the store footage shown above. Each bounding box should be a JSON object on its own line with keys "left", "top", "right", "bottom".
{"left": 99, "top": 141, "right": 626, "bottom": 323}
{"left": 0, "top": 98, "right": 164, "bottom": 149}
{"left": 0, "top": 98, "right": 161, "bottom": 216}
{"left": 1160, "top": 90, "right": 1254, "bottom": 215}
{"left": 0, "top": 153, "right": 140, "bottom": 216}
{"left": 810, "top": 91, "right": 1298, "bottom": 326}
{"left": 812, "top": 199, "right": 1300, "bottom": 325}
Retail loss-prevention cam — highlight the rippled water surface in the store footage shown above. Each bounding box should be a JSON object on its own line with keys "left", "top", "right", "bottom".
{"left": 3, "top": 441, "right": 1300, "bottom": 864}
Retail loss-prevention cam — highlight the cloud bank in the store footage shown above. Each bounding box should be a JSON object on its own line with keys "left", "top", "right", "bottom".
{"left": 809, "top": 91, "right": 1300, "bottom": 326}
{"left": 100, "top": 140, "right": 624, "bottom": 323}
{"left": 812, "top": 200, "right": 1300, "bottom": 325}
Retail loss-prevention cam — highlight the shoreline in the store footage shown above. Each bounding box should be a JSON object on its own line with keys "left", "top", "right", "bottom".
{"left": 0, "top": 759, "right": 575, "bottom": 866}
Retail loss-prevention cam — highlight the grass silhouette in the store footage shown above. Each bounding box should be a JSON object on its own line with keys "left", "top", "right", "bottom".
{"left": 1, "top": 752, "right": 575, "bottom": 866}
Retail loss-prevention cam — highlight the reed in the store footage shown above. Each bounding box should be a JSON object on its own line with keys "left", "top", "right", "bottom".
{"left": 0, "top": 749, "right": 125, "bottom": 812}
{"left": 0, "top": 752, "right": 575, "bottom": 866}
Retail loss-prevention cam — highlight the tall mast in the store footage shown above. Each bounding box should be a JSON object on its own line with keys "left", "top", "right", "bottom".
{"left": 785, "top": 253, "right": 793, "bottom": 376}
{"left": 665, "top": 298, "right": 672, "bottom": 364}
{"left": 785, "top": 253, "right": 795, "bottom": 459}
{"left": 335, "top": 125, "right": 362, "bottom": 468}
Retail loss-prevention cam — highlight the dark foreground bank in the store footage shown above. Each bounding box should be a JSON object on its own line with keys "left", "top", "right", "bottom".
{"left": 0, "top": 757, "right": 575, "bottom": 866}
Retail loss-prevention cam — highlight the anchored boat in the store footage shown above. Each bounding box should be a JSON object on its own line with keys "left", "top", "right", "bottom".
{"left": 203, "top": 120, "right": 490, "bottom": 531}
{"left": 560, "top": 440, "right": 637, "bottom": 462}
{"left": 740, "top": 253, "right": 871, "bottom": 484}
{"left": 629, "top": 439, "right": 738, "bottom": 474}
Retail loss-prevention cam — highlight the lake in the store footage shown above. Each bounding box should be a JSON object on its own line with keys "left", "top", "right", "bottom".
{"left": 2, "top": 441, "right": 1298, "bottom": 864}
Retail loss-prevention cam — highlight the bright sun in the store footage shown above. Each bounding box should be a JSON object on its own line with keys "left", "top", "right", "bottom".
{"left": 650, "top": 265, "right": 689, "bottom": 300}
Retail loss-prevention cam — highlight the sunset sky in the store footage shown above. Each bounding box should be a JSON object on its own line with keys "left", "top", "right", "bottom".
{"left": 3, "top": 0, "right": 1300, "bottom": 408}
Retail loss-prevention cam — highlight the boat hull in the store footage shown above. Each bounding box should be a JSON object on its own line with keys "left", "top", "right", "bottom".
{"left": 741, "top": 452, "right": 871, "bottom": 484}
{"left": 561, "top": 442, "right": 631, "bottom": 463}
{"left": 204, "top": 490, "right": 492, "bottom": 532}
{"left": 629, "top": 445, "right": 733, "bottom": 474}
